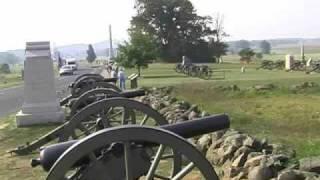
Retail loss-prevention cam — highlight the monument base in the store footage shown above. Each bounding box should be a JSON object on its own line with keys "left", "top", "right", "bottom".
{"left": 16, "top": 110, "right": 65, "bottom": 127}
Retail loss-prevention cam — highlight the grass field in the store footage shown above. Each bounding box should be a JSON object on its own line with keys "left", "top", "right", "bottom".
{"left": 0, "top": 64, "right": 23, "bottom": 89}
{"left": 1, "top": 50, "right": 320, "bottom": 179}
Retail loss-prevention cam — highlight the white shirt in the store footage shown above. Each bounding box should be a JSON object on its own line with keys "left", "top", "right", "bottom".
{"left": 118, "top": 70, "right": 125, "bottom": 80}
{"left": 111, "top": 70, "right": 117, "bottom": 78}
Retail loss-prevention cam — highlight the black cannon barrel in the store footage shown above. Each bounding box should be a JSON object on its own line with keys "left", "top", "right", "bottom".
{"left": 32, "top": 114, "right": 229, "bottom": 171}
{"left": 162, "top": 114, "right": 229, "bottom": 139}
{"left": 118, "top": 89, "right": 145, "bottom": 98}
{"left": 103, "top": 77, "right": 117, "bottom": 83}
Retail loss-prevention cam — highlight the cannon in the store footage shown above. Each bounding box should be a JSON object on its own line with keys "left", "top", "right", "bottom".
{"left": 257, "top": 60, "right": 285, "bottom": 70}
{"left": 175, "top": 63, "right": 213, "bottom": 80}
{"left": 67, "top": 88, "right": 145, "bottom": 117}
{"left": 9, "top": 96, "right": 168, "bottom": 155}
{"left": 32, "top": 114, "right": 229, "bottom": 180}
{"left": 60, "top": 74, "right": 119, "bottom": 107}
{"left": 306, "top": 60, "right": 320, "bottom": 74}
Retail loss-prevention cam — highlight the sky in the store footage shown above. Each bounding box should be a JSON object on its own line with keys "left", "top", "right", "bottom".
{"left": 0, "top": 0, "right": 319, "bottom": 51}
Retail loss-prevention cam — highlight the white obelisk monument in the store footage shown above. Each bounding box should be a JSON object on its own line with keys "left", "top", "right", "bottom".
{"left": 16, "top": 41, "right": 65, "bottom": 127}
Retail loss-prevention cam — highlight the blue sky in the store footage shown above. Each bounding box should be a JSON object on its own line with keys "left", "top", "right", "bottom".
{"left": 0, "top": 0, "right": 318, "bottom": 51}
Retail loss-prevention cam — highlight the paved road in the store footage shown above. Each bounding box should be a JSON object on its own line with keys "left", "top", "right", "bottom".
{"left": 0, "top": 67, "right": 94, "bottom": 118}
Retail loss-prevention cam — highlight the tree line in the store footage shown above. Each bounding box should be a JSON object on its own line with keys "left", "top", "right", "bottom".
{"left": 116, "top": 0, "right": 229, "bottom": 74}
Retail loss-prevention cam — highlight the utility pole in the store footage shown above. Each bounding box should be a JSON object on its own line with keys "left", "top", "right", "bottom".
{"left": 301, "top": 39, "right": 305, "bottom": 62}
{"left": 109, "top": 24, "right": 114, "bottom": 60}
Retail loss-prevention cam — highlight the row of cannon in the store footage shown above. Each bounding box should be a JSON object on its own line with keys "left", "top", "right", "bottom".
{"left": 10, "top": 73, "right": 230, "bottom": 180}
{"left": 175, "top": 63, "right": 213, "bottom": 79}
{"left": 257, "top": 60, "right": 320, "bottom": 73}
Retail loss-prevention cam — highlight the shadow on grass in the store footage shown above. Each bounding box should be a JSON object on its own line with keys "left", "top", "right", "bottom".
{"left": 142, "top": 75, "right": 189, "bottom": 79}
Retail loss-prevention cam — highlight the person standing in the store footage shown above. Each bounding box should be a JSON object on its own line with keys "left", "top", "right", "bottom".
{"left": 118, "top": 67, "right": 126, "bottom": 90}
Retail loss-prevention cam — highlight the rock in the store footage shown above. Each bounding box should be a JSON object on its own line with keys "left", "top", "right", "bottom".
{"left": 188, "top": 110, "right": 199, "bottom": 120}
{"left": 248, "top": 165, "right": 274, "bottom": 180}
{"left": 245, "top": 155, "right": 267, "bottom": 168}
{"left": 197, "top": 134, "right": 212, "bottom": 152}
{"left": 254, "top": 84, "right": 276, "bottom": 91}
{"left": 271, "top": 144, "right": 296, "bottom": 159}
{"left": 277, "top": 169, "right": 319, "bottom": 180}
{"left": 232, "top": 146, "right": 253, "bottom": 162}
{"left": 201, "top": 111, "right": 210, "bottom": 117}
{"left": 211, "top": 130, "right": 226, "bottom": 142}
{"left": 225, "top": 167, "right": 243, "bottom": 178}
{"left": 299, "top": 156, "right": 320, "bottom": 173}
{"left": 232, "top": 153, "right": 248, "bottom": 167}
{"left": 224, "top": 133, "right": 248, "bottom": 148}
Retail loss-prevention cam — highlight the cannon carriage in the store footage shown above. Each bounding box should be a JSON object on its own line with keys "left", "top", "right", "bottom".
{"left": 32, "top": 114, "right": 230, "bottom": 180}
{"left": 9, "top": 73, "right": 149, "bottom": 155}
{"left": 60, "top": 74, "right": 119, "bottom": 107}
{"left": 257, "top": 60, "right": 285, "bottom": 70}
{"left": 175, "top": 63, "right": 213, "bottom": 79}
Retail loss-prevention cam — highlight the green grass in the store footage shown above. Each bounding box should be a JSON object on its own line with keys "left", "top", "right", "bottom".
{"left": 3, "top": 52, "right": 320, "bottom": 178}
{"left": 0, "top": 115, "right": 56, "bottom": 180}
{"left": 124, "top": 62, "right": 320, "bottom": 159}
{"left": 0, "top": 64, "right": 23, "bottom": 89}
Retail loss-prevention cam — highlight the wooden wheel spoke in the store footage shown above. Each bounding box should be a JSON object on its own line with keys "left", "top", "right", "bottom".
{"left": 146, "top": 145, "right": 166, "bottom": 180}
{"left": 140, "top": 115, "right": 150, "bottom": 126}
{"left": 78, "top": 124, "right": 91, "bottom": 136}
{"left": 171, "top": 162, "right": 195, "bottom": 180}
{"left": 123, "top": 141, "right": 134, "bottom": 180}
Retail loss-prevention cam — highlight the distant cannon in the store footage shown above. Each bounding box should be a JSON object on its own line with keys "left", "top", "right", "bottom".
{"left": 60, "top": 74, "right": 119, "bottom": 107}
{"left": 32, "top": 114, "right": 230, "bottom": 180}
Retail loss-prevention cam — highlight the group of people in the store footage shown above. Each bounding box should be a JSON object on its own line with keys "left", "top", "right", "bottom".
{"left": 106, "top": 62, "right": 126, "bottom": 90}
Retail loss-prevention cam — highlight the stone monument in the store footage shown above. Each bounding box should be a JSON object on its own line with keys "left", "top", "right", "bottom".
{"left": 285, "top": 55, "right": 294, "bottom": 70}
{"left": 16, "top": 41, "right": 65, "bottom": 127}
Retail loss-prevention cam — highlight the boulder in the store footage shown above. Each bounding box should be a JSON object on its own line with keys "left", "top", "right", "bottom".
{"left": 299, "top": 156, "right": 320, "bottom": 174}
{"left": 197, "top": 134, "right": 212, "bottom": 152}
{"left": 248, "top": 165, "right": 274, "bottom": 180}
{"left": 277, "top": 169, "right": 319, "bottom": 180}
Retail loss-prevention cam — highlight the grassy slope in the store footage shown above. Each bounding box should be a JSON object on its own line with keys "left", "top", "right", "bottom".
{"left": 127, "top": 62, "right": 320, "bottom": 158}
{"left": 0, "top": 64, "right": 23, "bottom": 89}
{"left": 1, "top": 50, "right": 320, "bottom": 178}
{"left": 0, "top": 115, "right": 56, "bottom": 180}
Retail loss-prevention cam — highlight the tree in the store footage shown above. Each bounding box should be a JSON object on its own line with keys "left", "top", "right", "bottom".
{"left": 208, "top": 38, "right": 228, "bottom": 63}
{"left": 116, "top": 29, "right": 158, "bottom": 76}
{"left": 0, "top": 63, "right": 10, "bottom": 74}
{"left": 255, "top": 52, "right": 263, "bottom": 60}
{"left": 235, "top": 40, "right": 250, "bottom": 51}
{"left": 86, "top": 44, "right": 97, "bottom": 63}
{"left": 260, "top": 40, "right": 271, "bottom": 54}
{"left": 239, "top": 48, "right": 255, "bottom": 64}
{"left": 131, "top": 0, "right": 220, "bottom": 61}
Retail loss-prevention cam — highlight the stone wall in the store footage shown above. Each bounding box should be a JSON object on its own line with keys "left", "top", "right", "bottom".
{"left": 136, "top": 87, "right": 320, "bottom": 180}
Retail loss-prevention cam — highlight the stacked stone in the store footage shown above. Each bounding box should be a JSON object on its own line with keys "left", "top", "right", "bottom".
{"left": 137, "top": 87, "right": 320, "bottom": 180}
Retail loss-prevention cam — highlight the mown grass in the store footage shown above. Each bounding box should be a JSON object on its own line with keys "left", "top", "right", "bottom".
{"left": 173, "top": 84, "right": 320, "bottom": 159}
{"left": 2, "top": 52, "right": 320, "bottom": 178}
{"left": 0, "top": 64, "right": 23, "bottom": 89}
{"left": 0, "top": 115, "right": 56, "bottom": 180}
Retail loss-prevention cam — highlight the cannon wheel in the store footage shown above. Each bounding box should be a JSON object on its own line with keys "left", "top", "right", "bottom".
{"left": 69, "top": 88, "right": 122, "bottom": 117}
{"left": 47, "top": 126, "right": 219, "bottom": 180}
{"left": 61, "top": 98, "right": 184, "bottom": 177}
{"left": 72, "top": 81, "right": 121, "bottom": 97}
{"left": 61, "top": 98, "right": 168, "bottom": 141}
{"left": 71, "top": 76, "right": 105, "bottom": 95}
{"left": 74, "top": 73, "right": 103, "bottom": 83}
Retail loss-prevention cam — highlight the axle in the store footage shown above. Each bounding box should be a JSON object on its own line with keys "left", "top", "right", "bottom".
{"left": 31, "top": 114, "right": 229, "bottom": 171}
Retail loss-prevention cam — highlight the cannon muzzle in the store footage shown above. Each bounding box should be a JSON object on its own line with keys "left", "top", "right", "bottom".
{"left": 103, "top": 77, "right": 118, "bottom": 83}
{"left": 32, "top": 114, "right": 229, "bottom": 171}
{"left": 118, "top": 89, "right": 145, "bottom": 98}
